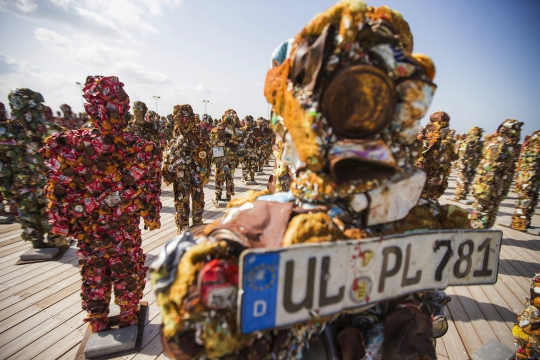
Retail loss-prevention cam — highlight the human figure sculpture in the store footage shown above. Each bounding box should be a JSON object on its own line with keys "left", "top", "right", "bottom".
{"left": 40, "top": 75, "right": 162, "bottom": 332}
{"left": 163, "top": 114, "right": 173, "bottom": 144}
{"left": 0, "top": 103, "right": 18, "bottom": 222}
{"left": 240, "top": 115, "right": 261, "bottom": 183}
{"left": 0, "top": 91, "right": 67, "bottom": 248}
{"left": 415, "top": 111, "right": 456, "bottom": 201}
{"left": 162, "top": 104, "right": 210, "bottom": 233}
{"left": 210, "top": 109, "right": 242, "bottom": 202}
{"left": 454, "top": 126, "right": 484, "bottom": 201}
{"left": 471, "top": 119, "right": 523, "bottom": 228}
{"left": 57, "top": 104, "right": 82, "bottom": 129}
{"left": 199, "top": 113, "right": 214, "bottom": 170}
{"left": 256, "top": 117, "right": 274, "bottom": 172}
{"left": 151, "top": 3, "right": 472, "bottom": 359}
{"left": 510, "top": 131, "right": 540, "bottom": 231}
{"left": 127, "top": 102, "right": 162, "bottom": 148}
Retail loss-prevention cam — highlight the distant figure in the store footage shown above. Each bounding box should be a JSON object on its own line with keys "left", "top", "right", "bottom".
{"left": 415, "top": 111, "right": 456, "bottom": 201}
{"left": 471, "top": 119, "right": 523, "bottom": 228}
{"left": 210, "top": 109, "right": 243, "bottom": 202}
{"left": 163, "top": 105, "right": 210, "bottom": 232}
{"left": 455, "top": 127, "right": 484, "bottom": 201}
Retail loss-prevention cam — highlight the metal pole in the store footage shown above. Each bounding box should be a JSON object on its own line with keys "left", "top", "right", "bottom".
{"left": 203, "top": 100, "right": 209, "bottom": 120}
{"left": 76, "top": 82, "right": 83, "bottom": 113}
{"left": 153, "top": 96, "right": 161, "bottom": 113}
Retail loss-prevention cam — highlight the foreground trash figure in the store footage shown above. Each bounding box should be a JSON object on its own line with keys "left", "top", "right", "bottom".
{"left": 210, "top": 109, "right": 242, "bottom": 202}
{"left": 41, "top": 76, "right": 162, "bottom": 332}
{"left": 240, "top": 115, "right": 261, "bottom": 182}
{"left": 271, "top": 137, "right": 292, "bottom": 193}
{"left": 454, "top": 126, "right": 484, "bottom": 201}
{"left": 471, "top": 119, "right": 523, "bottom": 229}
{"left": 513, "top": 270, "right": 540, "bottom": 359}
{"left": 510, "top": 131, "right": 540, "bottom": 231}
{"left": 415, "top": 111, "right": 456, "bottom": 201}
{"left": 162, "top": 105, "right": 210, "bottom": 233}
{"left": 0, "top": 91, "right": 67, "bottom": 248}
{"left": 151, "top": 2, "right": 481, "bottom": 359}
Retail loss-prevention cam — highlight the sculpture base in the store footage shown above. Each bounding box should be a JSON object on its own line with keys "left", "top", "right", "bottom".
{"left": 76, "top": 301, "right": 148, "bottom": 360}
{"left": 0, "top": 214, "right": 15, "bottom": 224}
{"left": 471, "top": 339, "right": 514, "bottom": 360}
{"left": 19, "top": 248, "right": 59, "bottom": 261}
{"left": 16, "top": 239, "right": 74, "bottom": 265}
{"left": 216, "top": 200, "right": 229, "bottom": 208}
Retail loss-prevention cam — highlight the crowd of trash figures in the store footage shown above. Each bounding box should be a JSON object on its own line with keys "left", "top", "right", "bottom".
{"left": 1, "top": 0, "right": 539, "bottom": 359}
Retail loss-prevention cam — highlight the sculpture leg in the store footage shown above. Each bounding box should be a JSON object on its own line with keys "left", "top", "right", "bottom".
{"left": 173, "top": 182, "right": 190, "bottom": 232}
{"left": 214, "top": 163, "right": 225, "bottom": 201}
{"left": 192, "top": 185, "right": 204, "bottom": 226}
{"left": 16, "top": 190, "right": 49, "bottom": 248}
{"left": 225, "top": 161, "right": 234, "bottom": 200}
{"left": 79, "top": 243, "right": 112, "bottom": 333}
{"left": 111, "top": 234, "right": 147, "bottom": 328}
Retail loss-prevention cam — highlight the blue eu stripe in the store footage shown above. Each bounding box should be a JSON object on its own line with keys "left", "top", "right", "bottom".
{"left": 241, "top": 252, "right": 280, "bottom": 333}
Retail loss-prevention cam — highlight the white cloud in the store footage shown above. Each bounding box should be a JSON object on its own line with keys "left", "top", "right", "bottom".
{"left": 0, "top": 0, "right": 36, "bottom": 13}
{"left": 0, "top": 0, "right": 182, "bottom": 41}
{"left": 0, "top": 52, "right": 81, "bottom": 112}
{"left": 34, "top": 28, "right": 170, "bottom": 85}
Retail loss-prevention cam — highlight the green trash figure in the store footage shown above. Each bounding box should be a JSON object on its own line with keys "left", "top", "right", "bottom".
{"left": 455, "top": 126, "right": 484, "bottom": 201}
{"left": 471, "top": 119, "right": 523, "bottom": 229}
{"left": 1, "top": 89, "right": 67, "bottom": 248}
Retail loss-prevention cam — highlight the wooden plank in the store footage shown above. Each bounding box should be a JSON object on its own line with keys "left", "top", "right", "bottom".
{"left": 445, "top": 286, "right": 483, "bottom": 356}
{"left": 497, "top": 263, "right": 530, "bottom": 297}
{"left": 435, "top": 329, "right": 449, "bottom": 359}
{"left": 455, "top": 285, "right": 514, "bottom": 349}
{"left": 442, "top": 308, "right": 470, "bottom": 360}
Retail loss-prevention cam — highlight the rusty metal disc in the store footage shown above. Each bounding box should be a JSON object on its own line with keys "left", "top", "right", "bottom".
{"left": 321, "top": 65, "right": 396, "bottom": 139}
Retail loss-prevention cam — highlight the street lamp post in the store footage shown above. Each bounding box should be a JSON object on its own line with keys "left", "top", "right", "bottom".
{"left": 153, "top": 96, "right": 161, "bottom": 113}
{"left": 202, "top": 100, "right": 210, "bottom": 120}
{"left": 75, "top": 82, "right": 83, "bottom": 113}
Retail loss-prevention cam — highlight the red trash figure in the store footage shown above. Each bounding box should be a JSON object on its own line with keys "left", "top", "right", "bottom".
{"left": 40, "top": 75, "right": 162, "bottom": 332}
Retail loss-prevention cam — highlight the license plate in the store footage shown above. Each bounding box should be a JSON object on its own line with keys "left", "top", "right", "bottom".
{"left": 238, "top": 229, "right": 502, "bottom": 334}
{"left": 212, "top": 147, "right": 224, "bottom": 157}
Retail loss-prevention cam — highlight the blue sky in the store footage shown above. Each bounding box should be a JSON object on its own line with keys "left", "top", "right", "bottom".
{"left": 0, "top": 0, "right": 539, "bottom": 138}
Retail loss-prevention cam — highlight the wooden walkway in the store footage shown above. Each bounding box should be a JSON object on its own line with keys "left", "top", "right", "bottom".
{"left": 0, "top": 165, "right": 538, "bottom": 360}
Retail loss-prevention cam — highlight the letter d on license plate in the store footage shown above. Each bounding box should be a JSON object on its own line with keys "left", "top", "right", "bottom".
{"left": 238, "top": 229, "right": 502, "bottom": 334}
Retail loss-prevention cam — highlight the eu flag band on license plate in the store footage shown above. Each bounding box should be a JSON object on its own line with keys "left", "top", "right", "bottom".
{"left": 238, "top": 229, "right": 502, "bottom": 334}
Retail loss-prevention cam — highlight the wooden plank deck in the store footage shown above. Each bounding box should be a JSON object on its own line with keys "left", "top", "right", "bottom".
{"left": 0, "top": 165, "right": 538, "bottom": 360}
